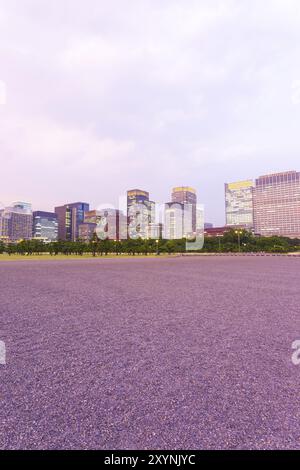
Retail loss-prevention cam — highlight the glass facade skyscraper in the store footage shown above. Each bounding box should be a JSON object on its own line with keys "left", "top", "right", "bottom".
{"left": 171, "top": 186, "right": 197, "bottom": 235}
{"left": 253, "top": 171, "right": 300, "bottom": 238}
{"left": 225, "top": 180, "right": 254, "bottom": 228}
{"left": 0, "top": 203, "right": 33, "bottom": 242}
{"left": 0, "top": 209, "right": 11, "bottom": 242}
{"left": 55, "top": 202, "right": 89, "bottom": 241}
{"left": 127, "top": 189, "right": 155, "bottom": 239}
{"left": 33, "top": 211, "right": 58, "bottom": 242}
{"left": 171, "top": 187, "right": 197, "bottom": 205}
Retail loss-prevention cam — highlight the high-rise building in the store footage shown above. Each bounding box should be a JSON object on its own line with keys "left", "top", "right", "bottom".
{"left": 55, "top": 205, "right": 72, "bottom": 241}
{"left": 171, "top": 186, "right": 197, "bottom": 234}
{"left": 78, "top": 222, "right": 97, "bottom": 242}
{"left": 171, "top": 187, "right": 197, "bottom": 205}
{"left": 164, "top": 202, "right": 184, "bottom": 239}
{"left": 127, "top": 189, "right": 150, "bottom": 207}
{"left": 33, "top": 211, "right": 58, "bottom": 243}
{"left": 164, "top": 186, "right": 198, "bottom": 239}
{"left": 148, "top": 223, "right": 163, "bottom": 240}
{"left": 13, "top": 201, "right": 32, "bottom": 212}
{"left": 83, "top": 208, "right": 127, "bottom": 241}
{"left": 0, "top": 203, "right": 33, "bottom": 242}
{"left": 225, "top": 180, "right": 254, "bottom": 228}
{"left": 55, "top": 202, "right": 89, "bottom": 241}
{"left": 127, "top": 189, "right": 155, "bottom": 239}
{"left": 0, "top": 210, "right": 10, "bottom": 242}
{"left": 253, "top": 171, "right": 300, "bottom": 238}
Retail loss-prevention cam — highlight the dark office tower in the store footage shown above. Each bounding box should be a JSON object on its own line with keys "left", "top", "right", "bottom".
{"left": 127, "top": 189, "right": 155, "bottom": 239}
{"left": 68, "top": 202, "right": 89, "bottom": 240}
{"left": 253, "top": 171, "right": 300, "bottom": 238}
{"left": 171, "top": 187, "right": 197, "bottom": 205}
{"left": 127, "top": 189, "right": 150, "bottom": 208}
{"left": 55, "top": 202, "right": 89, "bottom": 241}
{"left": 54, "top": 205, "right": 71, "bottom": 241}
{"left": 33, "top": 211, "right": 58, "bottom": 243}
{"left": 171, "top": 186, "right": 197, "bottom": 234}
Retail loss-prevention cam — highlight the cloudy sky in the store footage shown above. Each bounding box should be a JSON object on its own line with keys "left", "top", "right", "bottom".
{"left": 1, "top": 0, "right": 300, "bottom": 225}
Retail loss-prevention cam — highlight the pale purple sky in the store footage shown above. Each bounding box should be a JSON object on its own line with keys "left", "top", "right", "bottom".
{"left": 1, "top": 0, "right": 300, "bottom": 225}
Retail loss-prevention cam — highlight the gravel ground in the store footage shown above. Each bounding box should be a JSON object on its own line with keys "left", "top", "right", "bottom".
{"left": 1, "top": 256, "right": 300, "bottom": 450}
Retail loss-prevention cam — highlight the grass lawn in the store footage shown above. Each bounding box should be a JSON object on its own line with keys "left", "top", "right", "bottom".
{"left": 0, "top": 253, "right": 174, "bottom": 261}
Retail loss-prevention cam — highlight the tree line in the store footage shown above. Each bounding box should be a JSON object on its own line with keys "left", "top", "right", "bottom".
{"left": 0, "top": 230, "right": 299, "bottom": 256}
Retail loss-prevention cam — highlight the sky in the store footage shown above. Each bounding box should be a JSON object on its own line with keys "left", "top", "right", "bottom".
{"left": 1, "top": 0, "right": 300, "bottom": 225}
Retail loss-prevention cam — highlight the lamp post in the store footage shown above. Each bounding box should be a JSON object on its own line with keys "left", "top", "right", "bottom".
{"left": 92, "top": 239, "right": 97, "bottom": 257}
{"left": 216, "top": 234, "right": 222, "bottom": 252}
{"left": 235, "top": 230, "right": 243, "bottom": 252}
{"left": 156, "top": 239, "right": 159, "bottom": 256}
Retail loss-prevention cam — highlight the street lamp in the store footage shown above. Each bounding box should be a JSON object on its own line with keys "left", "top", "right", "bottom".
{"left": 156, "top": 239, "right": 159, "bottom": 255}
{"left": 216, "top": 234, "right": 222, "bottom": 252}
{"left": 235, "top": 230, "right": 243, "bottom": 252}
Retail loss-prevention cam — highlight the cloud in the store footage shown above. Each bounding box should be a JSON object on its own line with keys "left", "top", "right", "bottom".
{"left": 61, "top": 35, "right": 141, "bottom": 69}
{"left": 1, "top": 115, "right": 135, "bottom": 166}
{"left": 1, "top": 0, "right": 300, "bottom": 224}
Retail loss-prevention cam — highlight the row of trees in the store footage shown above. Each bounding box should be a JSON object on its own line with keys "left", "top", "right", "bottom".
{"left": 0, "top": 230, "right": 299, "bottom": 256}
{"left": 203, "top": 230, "right": 300, "bottom": 253}
{"left": 0, "top": 237, "right": 186, "bottom": 256}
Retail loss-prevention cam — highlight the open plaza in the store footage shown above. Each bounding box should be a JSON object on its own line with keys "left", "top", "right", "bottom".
{"left": 1, "top": 256, "right": 300, "bottom": 450}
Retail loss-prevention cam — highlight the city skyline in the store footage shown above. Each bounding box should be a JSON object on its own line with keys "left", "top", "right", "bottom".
{"left": 1, "top": 167, "right": 299, "bottom": 228}
{"left": 1, "top": 166, "right": 299, "bottom": 227}
{"left": 2, "top": 168, "right": 300, "bottom": 241}
{"left": 1, "top": 1, "right": 300, "bottom": 226}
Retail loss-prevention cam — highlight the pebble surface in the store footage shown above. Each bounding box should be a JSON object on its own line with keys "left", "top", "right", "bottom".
{"left": 1, "top": 256, "right": 300, "bottom": 450}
